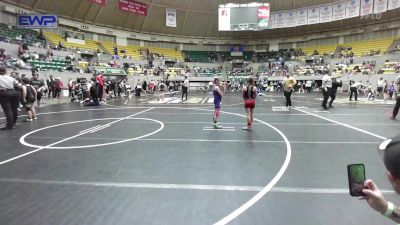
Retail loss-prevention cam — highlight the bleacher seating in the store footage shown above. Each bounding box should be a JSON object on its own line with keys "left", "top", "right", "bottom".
{"left": 100, "top": 41, "right": 142, "bottom": 60}
{"left": 183, "top": 51, "right": 216, "bottom": 63}
{"left": 29, "top": 58, "right": 71, "bottom": 71}
{"left": 0, "top": 23, "right": 42, "bottom": 46}
{"left": 43, "top": 32, "right": 99, "bottom": 52}
{"left": 127, "top": 66, "right": 185, "bottom": 76}
{"left": 341, "top": 38, "right": 395, "bottom": 56}
{"left": 243, "top": 51, "right": 254, "bottom": 61}
{"left": 299, "top": 44, "right": 337, "bottom": 56}
{"left": 146, "top": 47, "right": 183, "bottom": 61}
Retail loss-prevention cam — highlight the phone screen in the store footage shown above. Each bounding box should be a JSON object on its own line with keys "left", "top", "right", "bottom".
{"left": 347, "top": 164, "right": 366, "bottom": 197}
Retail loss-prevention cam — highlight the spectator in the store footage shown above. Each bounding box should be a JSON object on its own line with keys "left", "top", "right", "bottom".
{"left": 46, "top": 75, "right": 55, "bottom": 99}
{"left": 362, "top": 136, "right": 400, "bottom": 223}
{"left": 54, "top": 77, "right": 64, "bottom": 103}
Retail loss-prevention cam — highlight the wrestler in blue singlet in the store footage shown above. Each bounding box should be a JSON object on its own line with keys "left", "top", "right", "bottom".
{"left": 213, "top": 85, "right": 222, "bottom": 109}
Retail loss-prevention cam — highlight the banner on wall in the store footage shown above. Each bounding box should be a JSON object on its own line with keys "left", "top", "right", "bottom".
{"left": 332, "top": 1, "right": 347, "bottom": 20}
{"left": 166, "top": 8, "right": 176, "bottom": 27}
{"left": 274, "top": 11, "right": 286, "bottom": 28}
{"left": 268, "top": 13, "right": 275, "bottom": 29}
{"left": 388, "top": 0, "right": 400, "bottom": 9}
{"left": 119, "top": 0, "right": 148, "bottom": 16}
{"left": 218, "top": 8, "right": 230, "bottom": 31}
{"left": 346, "top": 0, "right": 361, "bottom": 18}
{"left": 89, "top": 0, "right": 107, "bottom": 6}
{"left": 257, "top": 5, "right": 270, "bottom": 29}
{"left": 319, "top": 4, "right": 333, "bottom": 23}
{"left": 285, "top": 10, "right": 297, "bottom": 27}
{"left": 360, "top": 0, "right": 374, "bottom": 16}
{"left": 307, "top": 6, "right": 320, "bottom": 24}
{"left": 296, "top": 8, "right": 308, "bottom": 26}
{"left": 374, "top": 0, "right": 388, "bottom": 13}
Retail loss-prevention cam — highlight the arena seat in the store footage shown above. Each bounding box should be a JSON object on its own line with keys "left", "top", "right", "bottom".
{"left": 299, "top": 44, "right": 337, "bottom": 56}
{"left": 342, "top": 38, "right": 395, "bottom": 56}
{"left": 100, "top": 41, "right": 142, "bottom": 60}
{"left": 183, "top": 51, "right": 215, "bottom": 63}
{"left": 28, "top": 57, "right": 71, "bottom": 71}
{"left": 0, "top": 23, "right": 42, "bottom": 46}
{"left": 146, "top": 47, "right": 184, "bottom": 61}
{"left": 43, "top": 32, "right": 99, "bottom": 52}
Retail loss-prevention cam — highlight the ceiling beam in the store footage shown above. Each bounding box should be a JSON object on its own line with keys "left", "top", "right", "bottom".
{"left": 179, "top": 0, "right": 193, "bottom": 36}
{"left": 72, "top": 0, "right": 86, "bottom": 18}
{"left": 60, "top": 0, "right": 72, "bottom": 15}
{"left": 140, "top": 0, "right": 154, "bottom": 31}
{"left": 32, "top": 0, "right": 42, "bottom": 9}
{"left": 113, "top": 8, "right": 125, "bottom": 28}
{"left": 83, "top": 3, "right": 94, "bottom": 21}
{"left": 93, "top": 2, "right": 108, "bottom": 24}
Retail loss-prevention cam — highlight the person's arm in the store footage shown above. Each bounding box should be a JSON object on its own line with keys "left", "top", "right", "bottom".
{"left": 362, "top": 179, "right": 400, "bottom": 223}
{"left": 32, "top": 87, "right": 37, "bottom": 100}
{"left": 242, "top": 87, "right": 246, "bottom": 100}
{"left": 22, "top": 86, "right": 27, "bottom": 103}
{"left": 215, "top": 86, "right": 223, "bottom": 97}
{"left": 13, "top": 79, "right": 22, "bottom": 90}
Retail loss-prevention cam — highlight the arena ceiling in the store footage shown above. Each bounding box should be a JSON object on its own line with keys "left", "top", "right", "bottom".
{"left": 4, "top": 0, "right": 400, "bottom": 39}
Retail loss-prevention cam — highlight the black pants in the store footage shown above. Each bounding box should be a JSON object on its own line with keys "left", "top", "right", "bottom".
{"left": 182, "top": 86, "right": 188, "bottom": 100}
{"left": 284, "top": 90, "right": 292, "bottom": 107}
{"left": 321, "top": 88, "right": 331, "bottom": 109}
{"left": 329, "top": 90, "right": 336, "bottom": 107}
{"left": 349, "top": 87, "right": 358, "bottom": 100}
{"left": 86, "top": 97, "right": 100, "bottom": 107}
{"left": 393, "top": 96, "right": 400, "bottom": 118}
{"left": 0, "top": 90, "right": 20, "bottom": 128}
{"left": 48, "top": 87, "right": 53, "bottom": 98}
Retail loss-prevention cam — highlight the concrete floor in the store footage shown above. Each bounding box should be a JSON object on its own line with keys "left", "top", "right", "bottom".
{"left": 0, "top": 91, "right": 399, "bottom": 225}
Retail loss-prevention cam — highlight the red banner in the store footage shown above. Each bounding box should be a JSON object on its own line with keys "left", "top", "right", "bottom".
{"left": 257, "top": 6, "right": 270, "bottom": 19}
{"left": 89, "top": 0, "right": 107, "bottom": 6}
{"left": 119, "top": 0, "right": 148, "bottom": 16}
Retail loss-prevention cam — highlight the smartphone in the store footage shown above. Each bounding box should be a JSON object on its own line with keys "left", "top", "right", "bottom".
{"left": 347, "top": 164, "right": 366, "bottom": 197}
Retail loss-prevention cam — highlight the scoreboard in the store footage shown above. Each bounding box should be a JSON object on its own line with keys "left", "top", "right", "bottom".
{"left": 218, "top": 3, "right": 270, "bottom": 31}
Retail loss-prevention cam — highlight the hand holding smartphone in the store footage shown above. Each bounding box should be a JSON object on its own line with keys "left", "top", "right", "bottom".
{"left": 347, "top": 164, "right": 366, "bottom": 197}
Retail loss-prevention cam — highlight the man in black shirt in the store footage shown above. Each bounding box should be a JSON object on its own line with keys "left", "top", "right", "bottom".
{"left": 30, "top": 72, "right": 45, "bottom": 109}
{"left": 329, "top": 78, "right": 342, "bottom": 108}
{"left": 46, "top": 75, "right": 55, "bottom": 98}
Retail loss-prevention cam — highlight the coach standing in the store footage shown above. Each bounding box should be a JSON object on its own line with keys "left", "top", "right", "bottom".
{"left": 282, "top": 74, "right": 296, "bottom": 109}
{"left": 321, "top": 73, "right": 332, "bottom": 110}
{"left": 0, "top": 67, "right": 21, "bottom": 130}
{"left": 182, "top": 76, "right": 189, "bottom": 101}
